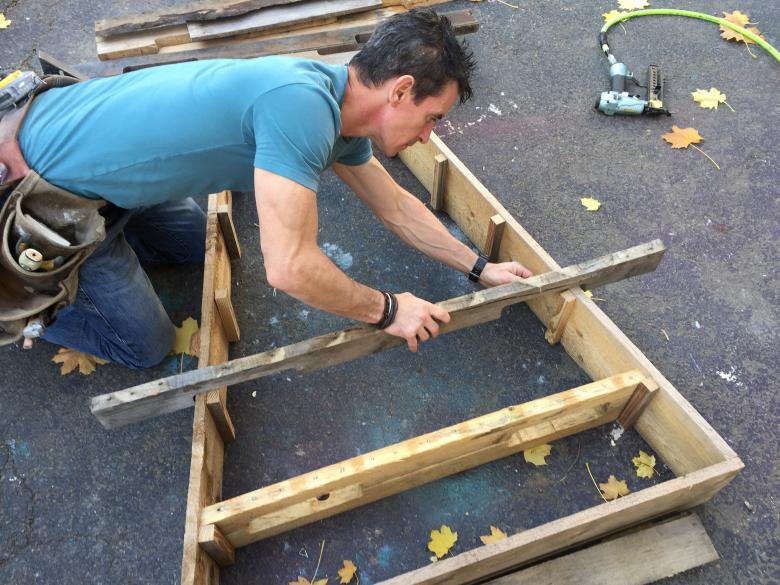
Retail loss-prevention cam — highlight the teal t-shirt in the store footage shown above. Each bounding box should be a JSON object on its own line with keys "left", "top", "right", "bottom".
{"left": 19, "top": 57, "right": 372, "bottom": 208}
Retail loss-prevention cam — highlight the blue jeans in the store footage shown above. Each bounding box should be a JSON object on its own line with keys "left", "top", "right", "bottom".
{"left": 41, "top": 198, "right": 206, "bottom": 368}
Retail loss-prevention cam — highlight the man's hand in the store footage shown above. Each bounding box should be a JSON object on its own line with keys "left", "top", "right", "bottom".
{"left": 384, "top": 292, "right": 451, "bottom": 352}
{"left": 478, "top": 261, "right": 533, "bottom": 286}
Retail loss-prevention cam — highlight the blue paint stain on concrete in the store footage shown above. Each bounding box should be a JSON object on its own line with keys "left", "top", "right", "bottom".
{"left": 321, "top": 243, "right": 353, "bottom": 270}
{"left": 377, "top": 544, "right": 392, "bottom": 568}
{"left": 6, "top": 439, "right": 31, "bottom": 459}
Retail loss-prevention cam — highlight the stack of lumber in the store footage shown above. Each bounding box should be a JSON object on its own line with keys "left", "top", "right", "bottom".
{"left": 94, "top": 0, "right": 475, "bottom": 62}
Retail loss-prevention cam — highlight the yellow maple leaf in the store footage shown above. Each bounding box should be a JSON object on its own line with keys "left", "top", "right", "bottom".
{"left": 691, "top": 88, "right": 729, "bottom": 110}
{"left": 632, "top": 450, "right": 656, "bottom": 478}
{"left": 618, "top": 0, "right": 648, "bottom": 10}
{"left": 599, "top": 475, "right": 630, "bottom": 500}
{"left": 721, "top": 9, "right": 750, "bottom": 27}
{"left": 661, "top": 125, "right": 702, "bottom": 149}
{"left": 0, "top": 13, "right": 11, "bottom": 29}
{"left": 172, "top": 316, "right": 199, "bottom": 356}
{"left": 428, "top": 525, "right": 458, "bottom": 558}
{"left": 52, "top": 347, "right": 109, "bottom": 375}
{"left": 580, "top": 197, "right": 601, "bottom": 212}
{"left": 524, "top": 443, "right": 552, "bottom": 466}
{"left": 337, "top": 560, "right": 357, "bottom": 584}
{"left": 289, "top": 576, "right": 328, "bottom": 585}
{"left": 602, "top": 10, "right": 627, "bottom": 23}
{"left": 719, "top": 11, "right": 764, "bottom": 44}
{"left": 479, "top": 525, "right": 508, "bottom": 544}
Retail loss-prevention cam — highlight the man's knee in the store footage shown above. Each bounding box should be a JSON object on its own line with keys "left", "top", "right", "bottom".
{"left": 115, "top": 320, "right": 175, "bottom": 369}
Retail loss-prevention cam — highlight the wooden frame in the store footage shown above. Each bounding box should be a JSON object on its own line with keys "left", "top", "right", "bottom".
{"left": 176, "top": 134, "right": 741, "bottom": 584}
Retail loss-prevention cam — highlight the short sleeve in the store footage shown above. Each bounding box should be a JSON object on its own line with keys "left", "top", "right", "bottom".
{"left": 335, "top": 137, "right": 373, "bottom": 166}
{"left": 250, "top": 84, "right": 339, "bottom": 192}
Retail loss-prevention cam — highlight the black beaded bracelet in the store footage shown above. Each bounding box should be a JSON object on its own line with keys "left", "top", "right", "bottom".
{"left": 468, "top": 255, "right": 488, "bottom": 283}
{"left": 374, "top": 290, "right": 398, "bottom": 330}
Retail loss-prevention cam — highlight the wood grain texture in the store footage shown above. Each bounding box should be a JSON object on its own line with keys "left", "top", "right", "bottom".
{"left": 88, "top": 8, "right": 477, "bottom": 72}
{"left": 376, "top": 459, "right": 741, "bottom": 585}
{"left": 484, "top": 213, "right": 505, "bottom": 262}
{"left": 180, "top": 194, "right": 237, "bottom": 585}
{"left": 483, "top": 514, "right": 718, "bottom": 585}
{"left": 398, "top": 132, "right": 739, "bottom": 476}
{"left": 199, "top": 371, "right": 643, "bottom": 547}
{"left": 90, "top": 241, "right": 665, "bottom": 428}
{"left": 96, "top": 0, "right": 306, "bottom": 37}
{"left": 188, "top": 0, "right": 382, "bottom": 42}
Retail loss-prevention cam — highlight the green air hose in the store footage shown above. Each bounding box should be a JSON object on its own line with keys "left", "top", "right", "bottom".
{"left": 601, "top": 8, "right": 779, "bottom": 63}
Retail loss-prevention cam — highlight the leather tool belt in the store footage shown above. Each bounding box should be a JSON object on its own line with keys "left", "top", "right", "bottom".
{"left": 0, "top": 75, "right": 108, "bottom": 346}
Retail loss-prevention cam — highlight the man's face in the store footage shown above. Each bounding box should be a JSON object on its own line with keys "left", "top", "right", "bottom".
{"left": 375, "top": 79, "right": 459, "bottom": 157}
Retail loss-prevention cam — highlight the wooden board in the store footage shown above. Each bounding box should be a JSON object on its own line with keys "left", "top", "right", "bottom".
{"left": 180, "top": 194, "right": 235, "bottom": 585}
{"left": 482, "top": 514, "right": 718, "bottom": 585}
{"left": 90, "top": 240, "right": 665, "bottom": 429}
{"left": 376, "top": 459, "right": 741, "bottom": 585}
{"left": 398, "top": 133, "right": 738, "bottom": 477}
{"left": 96, "top": 0, "right": 307, "bottom": 37}
{"left": 86, "top": 8, "right": 477, "bottom": 72}
{"left": 199, "top": 371, "right": 643, "bottom": 548}
{"left": 188, "top": 0, "right": 383, "bottom": 42}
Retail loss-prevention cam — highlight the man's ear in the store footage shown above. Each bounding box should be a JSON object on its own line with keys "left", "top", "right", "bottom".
{"left": 388, "top": 75, "right": 415, "bottom": 106}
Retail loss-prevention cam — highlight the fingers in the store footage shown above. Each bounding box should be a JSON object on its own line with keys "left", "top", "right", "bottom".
{"left": 387, "top": 293, "right": 450, "bottom": 352}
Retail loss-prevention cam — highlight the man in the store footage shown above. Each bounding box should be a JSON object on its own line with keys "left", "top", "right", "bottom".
{"left": 12, "top": 8, "right": 531, "bottom": 368}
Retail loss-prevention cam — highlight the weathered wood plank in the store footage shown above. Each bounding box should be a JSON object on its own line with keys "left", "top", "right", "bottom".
{"left": 96, "top": 0, "right": 306, "bottom": 37}
{"left": 85, "top": 8, "right": 477, "bottom": 72}
{"left": 482, "top": 514, "right": 718, "bottom": 585}
{"left": 180, "top": 194, "right": 236, "bottom": 585}
{"left": 199, "top": 371, "right": 643, "bottom": 548}
{"left": 188, "top": 0, "right": 382, "bottom": 42}
{"left": 399, "top": 132, "right": 739, "bottom": 476}
{"left": 376, "top": 458, "right": 741, "bottom": 585}
{"left": 90, "top": 240, "right": 665, "bottom": 429}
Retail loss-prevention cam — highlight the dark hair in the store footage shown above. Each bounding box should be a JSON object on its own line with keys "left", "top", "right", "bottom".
{"left": 349, "top": 8, "right": 476, "bottom": 104}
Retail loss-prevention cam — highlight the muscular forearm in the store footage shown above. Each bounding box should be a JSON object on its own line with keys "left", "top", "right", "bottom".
{"left": 266, "top": 245, "right": 384, "bottom": 324}
{"left": 381, "top": 188, "right": 478, "bottom": 273}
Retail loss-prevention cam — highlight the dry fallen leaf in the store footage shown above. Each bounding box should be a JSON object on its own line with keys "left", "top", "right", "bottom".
{"left": 661, "top": 126, "right": 720, "bottom": 169}
{"left": 0, "top": 13, "right": 11, "bottom": 29}
{"left": 584, "top": 290, "right": 594, "bottom": 299}
{"left": 524, "top": 444, "right": 552, "bottom": 466}
{"left": 692, "top": 88, "right": 732, "bottom": 110}
{"left": 662, "top": 125, "right": 702, "bottom": 149}
{"left": 580, "top": 197, "right": 601, "bottom": 212}
{"left": 720, "top": 10, "right": 764, "bottom": 44}
{"left": 599, "top": 475, "right": 631, "bottom": 500}
{"left": 172, "top": 316, "right": 200, "bottom": 356}
{"left": 480, "top": 526, "right": 508, "bottom": 544}
{"left": 52, "top": 347, "right": 109, "bottom": 375}
{"left": 338, "top": 560, "right": 357, "bottom": 584}
{"left": 428, "top": 525, "right": 458, "bottom": 558}
{"left": 602, "top": 10, "right": 627, "bottom": 23}
{"left": 632, "top": 450, "right": 656, "bottom": 478}
{"left": 618, "top": 0, "right": 648, "bottom": 10}
{"left": 289, "top": 576, "right": 328, "bottom": 585}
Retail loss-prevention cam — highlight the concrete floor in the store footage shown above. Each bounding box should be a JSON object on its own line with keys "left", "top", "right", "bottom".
{"left": 1, "top": 0, "right": 778, "bottom": 583}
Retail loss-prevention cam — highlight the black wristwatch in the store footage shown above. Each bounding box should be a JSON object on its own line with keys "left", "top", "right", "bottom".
{"left": 468, "top": 255, "right": 488, "bottom": 283}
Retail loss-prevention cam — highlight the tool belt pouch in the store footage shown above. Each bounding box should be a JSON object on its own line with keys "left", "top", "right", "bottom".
{"left": 0, "top": 171, "right": 106, "bottom": 345}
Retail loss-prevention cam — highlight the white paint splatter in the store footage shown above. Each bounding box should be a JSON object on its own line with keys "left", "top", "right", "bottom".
{"left": 537, "top": 375, "right": 546, "bottom": 384}
{"left": 609, "top": 424, "right": 624, "bottom": 446}
{"left": 694, "top": 320, "right": 701, "bottom": 329}
{"left": 716, "top": 366, "right": 743, "bottom": 386}
{"left": 269, "top": 316, "right": 280, "bottom": 327}
{"left": 298, "top": 309, "right": 310, "bottom": 320}
{"left": 321, "top": 242, "right": 353, "bottom": 270}
{"left": 488, "top": 103, "right": 503, "bottom": 116}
